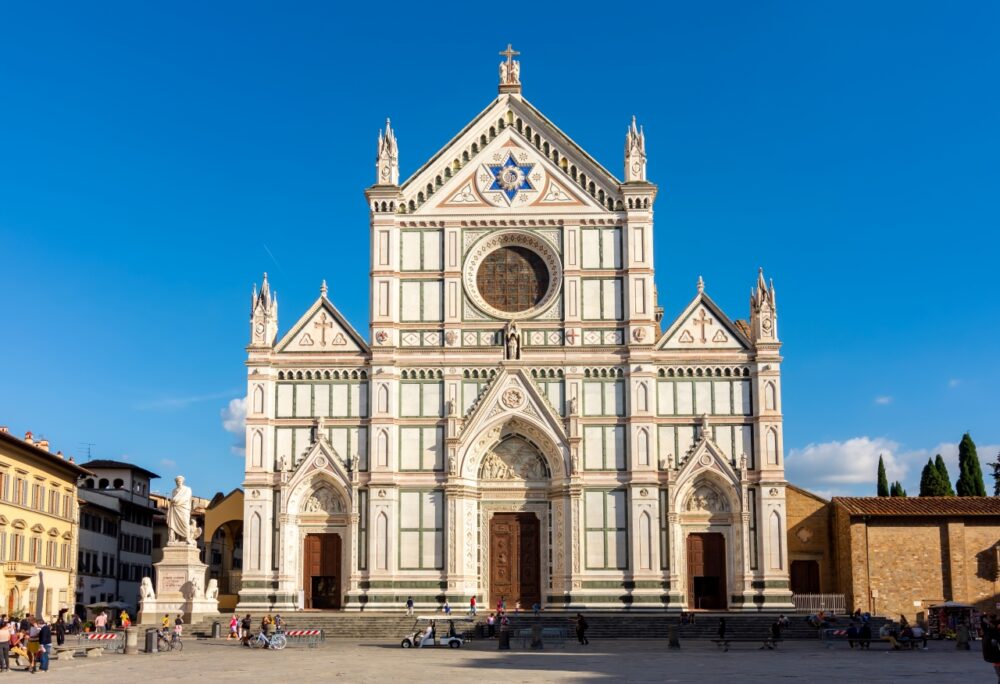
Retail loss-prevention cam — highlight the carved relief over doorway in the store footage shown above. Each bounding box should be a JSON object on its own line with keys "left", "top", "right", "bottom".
{"left": 478, "top": 436, "right": 549, "bottom": 481}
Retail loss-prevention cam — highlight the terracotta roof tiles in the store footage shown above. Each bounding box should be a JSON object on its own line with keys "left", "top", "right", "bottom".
{"left": 833, "top": 496, "right": 1000, "bottom": 517}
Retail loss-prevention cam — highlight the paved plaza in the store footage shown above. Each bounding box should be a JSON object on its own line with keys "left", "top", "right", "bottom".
{"left": 25, "top": 638, "right": 994, "bottom": 683}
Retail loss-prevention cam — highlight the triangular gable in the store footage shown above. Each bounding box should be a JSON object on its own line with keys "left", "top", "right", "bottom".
{"left": 401, "top": 94, "right": 620, "bottom": 214}
{"left": 416, "top": 132, "right": 608, "bottom": 214}
{"left": 283, "top": 436, "right": 353, "bottom": 508}
{"left": 675, "top": 434, "right": 742, "bottom": 491}
{"left": 459, "top": 367, "right": 568, "bottom": 454}
{"left": 275, "top": 296, "right": 369, "bottom": 354}
{"left": 656, "top": 292, "right": 751, "bottom": 351}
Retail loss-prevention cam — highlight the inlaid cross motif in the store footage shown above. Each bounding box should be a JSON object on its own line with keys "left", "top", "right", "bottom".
{"left": 692, "top": 309, "right": 714, "bottom": 343}
{"left": 314, "top": 312, "right": 334, "bottom": 345}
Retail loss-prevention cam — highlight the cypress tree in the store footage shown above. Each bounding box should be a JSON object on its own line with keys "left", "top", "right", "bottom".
{"left": 934, "top": 455, "right": 955, "bottom": 496}
{"left": 877, "top": 455, "right": 890, "bottom": 497}
{"left": 990, "top": 451, "right": 1000, "bottom": 496}
{"left": 919, "top": 459, "right": 945, "bottom": 496}
{"left": 956, "top": 433, "right": 986, "bottom": 496}
{"left": 890, "top": 481, "right": 907, "bottom": 497}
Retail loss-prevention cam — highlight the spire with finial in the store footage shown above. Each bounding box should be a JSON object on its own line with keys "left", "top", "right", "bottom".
{"left": 320, "top": 279, "right": 328, "bottom": 298}
{"left": 498, "top": 43, "right": 522, "bottom": 94}
{"left": 376, "top": 118, "right": 399, "bottom": 185}
{"left": 750, "top": 267, "right": 778, "bottom": 342}
{"left": 624, "top": 115, "right": 647, "bottom": 182}
{"left": 250, "top": 271, "right": 279, "bottom": 347}
{"left": 697, "top": 275, "right": 705, "bottom": 294}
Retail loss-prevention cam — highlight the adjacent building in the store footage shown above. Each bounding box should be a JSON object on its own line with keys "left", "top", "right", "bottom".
{"left": 238, "top": 51, "right": 793, "bottom": 613}
{"left": 785, "top": 487, "right": 1000, "bottom": 622}
{"left": 76, "top": 460, "right": 159, "bottom": 614}
{"left": 0, "top": 427, "right": 88, "bottom": 618}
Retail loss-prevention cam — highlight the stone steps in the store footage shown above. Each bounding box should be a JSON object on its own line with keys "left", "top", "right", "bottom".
{"left": 188, "top": 612, "right": 886, "bottom": 640}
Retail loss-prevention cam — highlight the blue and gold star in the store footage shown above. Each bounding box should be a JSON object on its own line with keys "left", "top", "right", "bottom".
{"left": 487, "top": 153, "right": 535, "bottom": 202}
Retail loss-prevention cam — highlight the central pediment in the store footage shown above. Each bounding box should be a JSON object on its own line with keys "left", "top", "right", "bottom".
{"left": 400, "top": 95, "right": 622, "bottom": 215}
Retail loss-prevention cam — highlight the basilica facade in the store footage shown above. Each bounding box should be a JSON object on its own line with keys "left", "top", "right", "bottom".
{"left": 238, "top": 50, "right": 792, "bottom": 613}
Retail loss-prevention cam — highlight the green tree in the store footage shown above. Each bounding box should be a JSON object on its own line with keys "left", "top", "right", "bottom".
{"left": 956, "top": 432, "right": 986, "bottom": 496}
{"left": 919, "top": 458, "right": 949, "bottom": 496}
{"left": 877, "top": 455, "right": 890, "bottom": 497}
{"left": 934, "top": 455, "right": 955, "bottom": 496}
{"left": 990, "top": 451, "right": 1000, "bottom": 496}
{"left": 890, "top": 481, "right": 907, "bottom": 497}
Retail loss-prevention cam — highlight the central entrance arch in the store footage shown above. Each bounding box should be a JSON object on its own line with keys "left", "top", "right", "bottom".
{"left": 303, "top": 533, "right": 342, "bottom": 609}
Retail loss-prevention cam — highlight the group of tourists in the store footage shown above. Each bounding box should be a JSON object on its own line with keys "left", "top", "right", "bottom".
{"left": 231, "top": 612, "right": 284, "bottom": 647}
{"left": 0, "top": 614, "right": 53, "bottom": 673}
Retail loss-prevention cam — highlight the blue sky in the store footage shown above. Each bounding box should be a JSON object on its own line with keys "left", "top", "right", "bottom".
{"left": 1, "top": 2, "right": 997, "bottom": 498}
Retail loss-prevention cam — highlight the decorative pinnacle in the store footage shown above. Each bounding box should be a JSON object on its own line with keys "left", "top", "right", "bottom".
{"left": 320, "top": 280, "right": 328, "bottom": 297}
{"left": 697, "top": 275, "right": 705, "bottom": 294}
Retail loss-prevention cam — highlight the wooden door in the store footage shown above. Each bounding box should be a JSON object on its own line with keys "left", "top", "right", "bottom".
{"left": 303, "top": 533, "right": 341, "bottom": 610}
{"left": 790, "top": 560, "right": 821, "bottom": 594}
{"left": 489, "top": 513, "right": 541, "bottom": 609}
{"left": 687, "top": 532, "right": 726, "bottom": 610}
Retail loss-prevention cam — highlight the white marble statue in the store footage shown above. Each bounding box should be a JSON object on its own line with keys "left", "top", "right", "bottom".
{"left": 205, "top": 578, "right": 219, "bottom": 600}
{"left": 167, "top": 475, "right": 194, "bottom": 545}
{"left": 139, "top": 576, "right": 156, "bottom": 601}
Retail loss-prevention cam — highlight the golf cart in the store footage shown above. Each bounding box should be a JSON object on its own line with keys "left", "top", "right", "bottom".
{"left": 400, "top": 616, "right": 473, "bottom": 648}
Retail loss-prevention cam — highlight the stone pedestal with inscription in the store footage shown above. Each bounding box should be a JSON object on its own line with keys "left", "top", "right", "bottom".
{"left": 138, "top": 543, "right": 219, "bottom": 625}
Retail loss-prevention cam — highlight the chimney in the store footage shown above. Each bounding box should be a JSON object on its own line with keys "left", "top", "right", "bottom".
{"left": 24, "top": 431, "right": 34, "bottom": 445}
{"left": 38, "top": 439, "right": 50, "bottom": 452}
{"left": 0, "top": 426, "right": 8, "bottom": 434}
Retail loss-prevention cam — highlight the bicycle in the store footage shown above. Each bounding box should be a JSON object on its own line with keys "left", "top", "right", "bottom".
{"left": 156, "top": 629, "right": 184, "bottom": 652}
{"left": 249, "top": 629, "right": 287, "bottom": 650}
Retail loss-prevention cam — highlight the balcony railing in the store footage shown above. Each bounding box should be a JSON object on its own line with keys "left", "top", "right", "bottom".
{"left": 4, "top": 561, "right": 36, "bottom": 578}
{"left": 792, "top": 593, "right": 846, "bottom": 614}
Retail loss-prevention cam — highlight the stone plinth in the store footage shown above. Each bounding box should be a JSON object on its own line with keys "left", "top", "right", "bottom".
{"left": 139, "top": 543, "right": 219, "bottom": 625}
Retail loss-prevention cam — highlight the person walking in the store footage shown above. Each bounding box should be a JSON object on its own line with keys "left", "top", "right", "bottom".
{"left": 119, "top": 609, "right": 131, "bottom": 629}
{"left": 575, "top": 613, "right": 590, "bottom": 645}
{"left": 240, "top": 614, "right": 252, "bottom": 647}
{"left": 55, "top": 611, "right": 66, "bottom": 646}
{"left": 487, "top": 613, "right": 495, "bottom": 639}
{"left": 228, "top": 614, "right": 239, "bottom": 640}
{"left": 94, "top": 611, "right": 107, "bottom": 633}
{"left": 174, "top": 614, "right": 183, "bottom": 637}
{"left": 36, "top": 617, "right": 51, "bottom": 673}
{"left": 718, "top": 617, "right": 726, "bottom": 641}
{"left": 469, "top": 596, "right": 477, "bottom": 616}
{"left": 0, "top": 618, "right": 12, "bottom": 673}
{"left": 405, "top": 597, "right": 414, "bottom": 616}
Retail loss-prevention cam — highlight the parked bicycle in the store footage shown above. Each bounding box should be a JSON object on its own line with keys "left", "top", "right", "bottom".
{"left": 156, "top": 628, "right": 184, "bottom": 652}
{"left": 250, "top": 629, "right": 287, "bottom": 650}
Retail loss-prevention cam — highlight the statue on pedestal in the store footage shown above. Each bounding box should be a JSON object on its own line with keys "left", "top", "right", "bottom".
{"left": 167, "top": 476, "right": 194, "bottom": 545}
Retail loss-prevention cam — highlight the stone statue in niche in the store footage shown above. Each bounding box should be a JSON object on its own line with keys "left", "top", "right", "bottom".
{"left": 304, "top": 486, "right": 344, "bottom": 514}
{"left": 505, "top": 321, "right": 521, "bottom": 360}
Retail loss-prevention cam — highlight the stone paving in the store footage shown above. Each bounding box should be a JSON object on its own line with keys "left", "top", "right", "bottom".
{"left": 25, "top": 637, "right": 993, "bottom": 683}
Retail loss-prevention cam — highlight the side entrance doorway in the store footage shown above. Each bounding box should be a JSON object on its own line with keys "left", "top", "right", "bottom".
{"left": 489, "top": 513, "right": 540, "bottom": 610}
{"left": 303, "top": 533, "right": 341, "bottom": 610}
{"left": 687, "top": 532, "right": 727, "bottom": 610}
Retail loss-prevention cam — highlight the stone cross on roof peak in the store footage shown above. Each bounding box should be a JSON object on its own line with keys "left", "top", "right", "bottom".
{"left": 498, "top": 44, "right": 522, "bottom": 94}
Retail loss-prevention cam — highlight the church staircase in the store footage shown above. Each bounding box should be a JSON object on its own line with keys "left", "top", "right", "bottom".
{"left": 185, "top": 612, "right": 886, "bottom": 641}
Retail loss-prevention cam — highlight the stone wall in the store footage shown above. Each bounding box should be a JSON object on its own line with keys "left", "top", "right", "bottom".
{"left": 785, "top": 486, "right": 837, "bottom": 593}
{"left": 833, "top": 509, "right": 1000, "bottom": 622}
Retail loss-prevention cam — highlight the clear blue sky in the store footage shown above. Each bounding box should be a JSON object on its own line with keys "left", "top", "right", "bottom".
{"left": 2, "top": 2, "right": 997, "bottom": 498}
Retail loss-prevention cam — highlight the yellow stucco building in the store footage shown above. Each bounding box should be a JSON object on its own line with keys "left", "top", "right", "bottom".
{"left": 0, "top": 427, "right": 89, "bottom": 618}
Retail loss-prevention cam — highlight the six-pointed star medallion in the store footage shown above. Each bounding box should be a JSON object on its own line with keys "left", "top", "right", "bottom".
{"left": 487, "top": 153, "right": 535, "bottom": 202}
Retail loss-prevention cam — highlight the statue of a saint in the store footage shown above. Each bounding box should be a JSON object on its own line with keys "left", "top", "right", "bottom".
{"left": 505, "top": 321, "right": 521, "bottom": 360}
{"left": 511, "top": 60, "right": 520, "bottom": 83}
{"left": 499, "top": 61, "right": 508, "bottom": 84}
{"left": 167, "top": 476, "right": 194, "bottom": 545}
